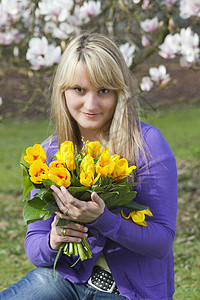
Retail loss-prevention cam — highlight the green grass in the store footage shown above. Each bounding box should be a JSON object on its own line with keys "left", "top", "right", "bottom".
{"left": 0, "top": 105, "right": 200, "bottom": 298}
{"left": 142, "top": 104, "right": 200, "bottom": 161}
{"left": 0, "top": 118, "right": 51, "bottom": 194}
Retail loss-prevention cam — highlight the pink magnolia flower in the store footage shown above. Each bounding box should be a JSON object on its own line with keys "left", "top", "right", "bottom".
{"left": 0, "top": 0, "right": 22, "bottom": 24}
{"left": 179, "top": 0, "right": 200, "bottom": 19}
{"left": 165, "top": 0, "right": 177, "bottom": 7}
{"left": 119, "top": 43, "right": 136, "bottom": 67}
{"left": 79, "top": 0, "right": 101, "bottom": 24}
{"left": 26, "top": 36, "right": 61, "bottom": 70}
{"left": 149, "top": 65, "right": 170, "bottom": 84}
{"left": 38, "top": 0, "right": 74, "bottom": 22}
{"left": 140, "top": 76, "right": 153, "bottom": 91}
{"left": 168, "top": 18, "right": 175, "bottom": 33}
{"left": 53, "top": 22, "right": 75, "bottom": 40}
{"left": 67, "top": 6, "right": 84, "bottom": 34}
{"left": 140, "top": 17, "right": 159, "bottom": 33}
{"left": 0, "top": 29, "right": 23, "bottom": 45}
{"left": 142, "top": 0, "right": 152, "bottom": 10}
{"left": 44, "top": 21, "right": 57, "bottom": 35}
{"left": 141, "top": 35, "right": 150, "bottom": 47}
{"left": 179, "top": 27, "right": 200, "bottom": 64}
{"left": 107, "top": 21, "right": 114, "bottom": 35}
{"left": 158, "top": 34, "right": 180, "bottom": 59}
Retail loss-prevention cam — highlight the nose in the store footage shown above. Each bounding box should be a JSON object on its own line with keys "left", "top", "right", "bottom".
{"left": 84, "top": 92, "right": 98, "bottom": 111}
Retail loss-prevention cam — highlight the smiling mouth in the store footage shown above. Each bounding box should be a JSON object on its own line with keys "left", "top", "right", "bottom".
{"left": 83, "top": 113, "right": 100, "bottom": 118}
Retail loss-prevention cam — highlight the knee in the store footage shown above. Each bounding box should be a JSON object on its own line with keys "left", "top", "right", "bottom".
{"left": 27, "top": 267, "right": 55, "bottom": 286}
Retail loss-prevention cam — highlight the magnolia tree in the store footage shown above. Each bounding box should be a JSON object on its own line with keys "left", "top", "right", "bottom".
{"left": 0, "top": 0, "right": 200, "bottom": 115}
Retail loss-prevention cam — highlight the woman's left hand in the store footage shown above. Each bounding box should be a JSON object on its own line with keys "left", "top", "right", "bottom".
{"left": 51, "top": 185, "right": 105, "bottom": 223}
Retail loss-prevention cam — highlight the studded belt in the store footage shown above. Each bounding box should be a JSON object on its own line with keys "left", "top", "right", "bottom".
{"left": 87, "top": 265, "right": 120, "bottom": 294}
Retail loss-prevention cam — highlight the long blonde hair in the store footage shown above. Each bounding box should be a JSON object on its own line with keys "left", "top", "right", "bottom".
{"left": 51, "top": 33, "right": 145, "bottom": 165}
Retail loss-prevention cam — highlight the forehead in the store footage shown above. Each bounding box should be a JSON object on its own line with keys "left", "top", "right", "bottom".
{"left": 72, "top": 64, "right": 91, "bottom": 85}
{"left": 70, "top": 62, "right": 109, "bottom": 89}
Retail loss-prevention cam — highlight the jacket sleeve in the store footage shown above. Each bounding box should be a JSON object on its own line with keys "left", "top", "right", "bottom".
{"left": 90, "top": 125, "right": 178, "bottom": 259}
{"left": 24, "top": 137, "right": 61, "bottom": 267}
{"left": 24, "top": 215, "right": 60, "bottom": 266}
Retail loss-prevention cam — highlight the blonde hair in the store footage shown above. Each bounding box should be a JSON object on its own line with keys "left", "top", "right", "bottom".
{"left": 51, "top": 32, "right": 145, "bottom": 165}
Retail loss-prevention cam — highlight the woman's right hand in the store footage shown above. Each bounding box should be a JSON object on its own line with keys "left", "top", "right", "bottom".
{"left": 49, "top": 215, "right": 88, "bottom": 251}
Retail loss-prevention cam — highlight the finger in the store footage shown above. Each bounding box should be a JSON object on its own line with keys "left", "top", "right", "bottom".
{"left": 51, "top": 214, "right": 60, "bottom": 227}
{"left": 51, "top": 185, "right": 68, "bottom": 204}
{"left": 52, "top": 185, "right": 77, "bottom": 211}
{"left": 60, "top": 227, "right": 88, "bottom": 238}
{"left": 55, "top": 211, "right": 70, "bottom": 220}
{"left": 65, "top": 222, "right": 88, "bottom": 233}
{"left": 53, "top": 191, "right": 66, "bottom": 213}
{"left": 91, "top": 192, "right": 105, "bottom": 207}
{"left": 60, "top": 186, "right": 78, "bottom": 207}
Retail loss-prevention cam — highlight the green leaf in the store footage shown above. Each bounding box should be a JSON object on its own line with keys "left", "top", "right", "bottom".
{"left": 22, "top": 177, "right": 34, "bottom": 201}
{"left": 19, "top": 149, "right": 30, "bottom": 169}
{"left": 27, "top": 197, "right": 47, "bottom": 209}
{"left": 34, "top": 188, "right": 54, "bottom": 203}
{"left": 42, "top": 179, "right": 56, "bottom": 189}
{"left": 122, "top": 201, "right": 150, "bottom": 211}
{"left": 68, "top": 186, "right": 88, "bottom": 195}
{"left": 92, "top": 186, "right": 105, "bottom": 193}
{"left": 23, "top": 198, "right": 49, "bottom": 224}
{"left": 43, "top": 199, "right": 59, "bottom": 212}
{"left": 79, "top": 191, "right": 91, "bottom": 201}
{"left": 57, "top": 219, "right": 71, "bottom": 227}
{"left": 71, "top": 172, "right": 82, "bottom": 187}
{"left": 100, "top": 190, "right": 137, "bottom": 209}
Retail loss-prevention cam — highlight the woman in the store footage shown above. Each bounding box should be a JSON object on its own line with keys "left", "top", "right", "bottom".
{"left": 0, "top": 33, "right": 177, "bottom": 300}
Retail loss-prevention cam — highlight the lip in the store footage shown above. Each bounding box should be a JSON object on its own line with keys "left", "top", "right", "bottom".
{"left": 83, "top": 112, "right": 100, "bottom": 118}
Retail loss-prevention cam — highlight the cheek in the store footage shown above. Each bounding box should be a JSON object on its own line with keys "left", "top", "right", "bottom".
{"left": 65, "top": 92, "right": 81, "bottom": 113}
{"left": 107, "top": 96, "right": 117, "bottom": 113}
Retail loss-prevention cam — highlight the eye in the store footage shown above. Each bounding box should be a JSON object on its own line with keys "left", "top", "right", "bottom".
{"left": 74, "top": 87, "right": 84, "bottom": 93}
{"left": 99, "top": 88, "right": 110, "bottom": 94}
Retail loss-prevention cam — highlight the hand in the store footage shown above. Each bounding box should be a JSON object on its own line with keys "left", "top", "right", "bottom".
{"left": 49, "top": 215, "right": 89, "bottom": 251}
{"left": 51, "top": 185, "right": 105, "bottom": 224}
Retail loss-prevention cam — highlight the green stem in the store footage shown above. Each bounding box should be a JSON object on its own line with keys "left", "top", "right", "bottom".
{"left": 69, "top": 242, "right": 73, "bottom": 255}
{"left": 53, "top": 244, "right": 64, "bottom": 278}
{"left": 74, "top": 243, "right": 78, "bottom": 256}
{"left": 77, "top": 242, "right": 88, "bottom": 261}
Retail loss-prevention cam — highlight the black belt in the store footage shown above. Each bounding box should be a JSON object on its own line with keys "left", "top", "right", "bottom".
{"left": 87, "top": 266, "right": 120, "bottom": 295}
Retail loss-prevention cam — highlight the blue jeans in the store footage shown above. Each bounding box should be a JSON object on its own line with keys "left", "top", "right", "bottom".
{"left": 0, "top": 267, "right": 127, "bottom": 300}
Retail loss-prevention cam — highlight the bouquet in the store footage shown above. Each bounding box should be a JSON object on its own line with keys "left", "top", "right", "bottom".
{"left": 20, "top": 139, "right": 152, "bottom": 270}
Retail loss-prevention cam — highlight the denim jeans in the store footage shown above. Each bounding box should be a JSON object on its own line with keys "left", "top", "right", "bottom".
{"left": 0, "top": 267, "right": 127, "bottom": 300}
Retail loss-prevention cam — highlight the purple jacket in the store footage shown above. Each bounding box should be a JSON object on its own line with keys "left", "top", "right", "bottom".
{"left": 25, "top": 122, "right": 177, "bottom": 300}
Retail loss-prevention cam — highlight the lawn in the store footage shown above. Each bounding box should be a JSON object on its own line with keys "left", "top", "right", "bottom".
{"left": 0, "top": 104, "right": 200, "bottom": 298}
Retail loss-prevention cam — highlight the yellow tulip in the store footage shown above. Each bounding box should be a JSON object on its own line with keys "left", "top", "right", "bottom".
{"left": 121, "top": 209, "right": 153, "bottom": 226}
{"left": 60, "top": 141, "right": 74, "bottom": 153}
{"left": 80, "top": 155, "right": 95, "bottom": 173}
{"left": 80, "top": 155, "right": 100, "bottom": 187}
{"left": 24, "top": 144, "right": 46, "bottom": 165}
{"left": 85, "top": 141, "right": 101, "bottom": 158}
{"left": 80, "top": 171, "right": 94, "bottom": 187}
{"left": 47, "top": 166, "right": 71, "bottom": 188}
{"left": 111, "top": 158, "right": 136, "bottom": 181}
{"left": 29, "top": 161, "right": 49, "bottom": 184}
{"left": 56, "top": 150, "right": 75, "bottom": 171}
{"left": 49, "top": 160, "right": 66, "bottom": 169}
{"left": 96, "top": 152, "right": 115, "bottom": 177}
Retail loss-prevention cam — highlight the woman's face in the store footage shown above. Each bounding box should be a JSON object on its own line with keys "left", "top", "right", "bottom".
{"left": 64, "top": 65, "right": 117, "bottom": 140}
